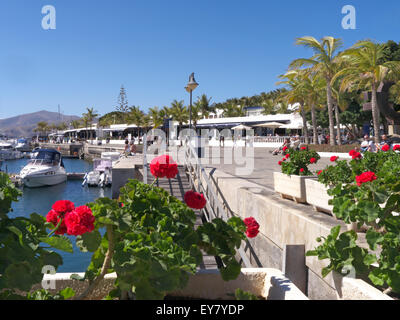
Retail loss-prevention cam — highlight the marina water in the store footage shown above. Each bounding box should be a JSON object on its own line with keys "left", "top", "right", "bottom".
{"left": 4, "top": 158, "right": 111, "bottom": 272}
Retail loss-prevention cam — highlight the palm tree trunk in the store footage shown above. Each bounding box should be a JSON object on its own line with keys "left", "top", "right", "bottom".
{"left": 311, "top": 103, "right": 318, "bottom": 144}
{"left": 300, "top": 103, "right": 309, "bottom": 144}
{"left": 326, "top": 81, "right": 336, "bottom": 145}
{"left": 371, "top": 82, "right": 381, "bottom": 143}
{"left": 334, "top": 104, "right": 342, "bottom": 145}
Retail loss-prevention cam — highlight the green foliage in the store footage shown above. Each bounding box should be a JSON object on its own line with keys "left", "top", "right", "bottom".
{"left": 308, "top": 150, "right": 400, "bottom": 293}
{"left": 317, "top": 160, "right": 353, "bottom": 186}
{"left": 83, "top": 179, "right": 247, "bottom": 300}
{"left": 234, "top": 288, "right": 259, "bottom": 300}
{"left": 280, "top": 147, "right": 320, "bottom": 176}
{"left": 0, "top": 173, "right": 73, "bottom": 298}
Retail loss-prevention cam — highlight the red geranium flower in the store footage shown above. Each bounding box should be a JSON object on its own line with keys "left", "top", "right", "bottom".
{"left": 278, "top": 161, "right": 282, "bottom": 165}
{"left": 349, "top": 150, "right": 356, "bottom": 156}
{"left": 317, "top": 170, "right": 323, "bottom": 175}
{"left": 353, "top": 152, "right": 362, "bottom": 159}
{"left": 285, "top": 154, "right": 290, "bottom": 159}
{"left": 52, "top": 200, "right": 75, "bottom": 213}
{"left": 381, "top": 144, "right": 390, "bottom": 152}
{"left": 301, "top": 147, "right": 307, "bottom": 150}
{"left": 243, "top": 217, "right": 259, "bottom": 238}
{"left": 330, "top": 156, "right": 338, "bottom": 162}
{"left": 355, "top": 171, "right": 377, "bottom": 187}
{"left": 282, "top": 146, "right": 288, "bottom": 152}
{"left": 150, "top": 154, "right": 178, "bottom": 179}
{"left": 300, "top": 168, "right": 304, "bottom": 173}
{"left": 46, "top": 209, "right": 68, "bottom": 235}
{"left": 310, "top": 157, "right": 317, "bottom": 164}
{"left": 184, "top": 191, "right": 207, "bottom": 210}
{"left": 64, "top": 205, "right": 95, "bottom": 236}
{"left": 282, "top": 157, "right": 286, "bottom": 161}
{"left": 394, "top": 145, "right": 400, "bottom": 151}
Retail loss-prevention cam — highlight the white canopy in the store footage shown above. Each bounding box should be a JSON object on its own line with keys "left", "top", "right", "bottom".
{"left": 279, "top": 122, "right": 311, "bottom": 129}
{"left": 253, "top": 121, "right": 285, "bottom": 128}
{"left": 231, "top": 124, "right": 252, "bottom": 130}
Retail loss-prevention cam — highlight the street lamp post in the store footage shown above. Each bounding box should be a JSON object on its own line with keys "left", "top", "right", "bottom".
{"left": 185, "top": 73, "right": 199, "bottom": 135}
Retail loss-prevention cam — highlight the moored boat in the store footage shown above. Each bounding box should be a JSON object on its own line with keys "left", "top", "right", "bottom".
{"left": 20, "top": 149, "right": 67, "bottom": 187}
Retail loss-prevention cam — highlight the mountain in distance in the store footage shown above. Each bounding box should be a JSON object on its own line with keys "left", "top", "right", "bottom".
{"left": 0, "top": 110, "right": 81, "bottom": 138}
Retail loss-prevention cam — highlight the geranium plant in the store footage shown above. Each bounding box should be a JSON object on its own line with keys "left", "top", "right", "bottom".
{"left": 308, "top": 149, "right": 400, "bottom": 294}
{"left": 279, "top": 147, "right": 320, "bottom": 176}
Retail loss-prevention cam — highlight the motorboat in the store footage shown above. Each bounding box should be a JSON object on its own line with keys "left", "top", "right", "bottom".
{"left": 0, "top": 141, "right": 23, "bottom": 160}
{"left": 82, "top": 158, "right": 112, "bottom": 188}
{"left": 15, "top": 138, "right": 31, "bottom": 152}
{"left": 20, "top": 149, "right": 67, "bottom": 187}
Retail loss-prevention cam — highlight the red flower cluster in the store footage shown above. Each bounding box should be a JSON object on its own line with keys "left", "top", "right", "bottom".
{"left": 355, "top": 171, "right": 377, "bottom": 187}
{"left": 381, "top": 144, "right": 390, "bottom": 152}
{"left": 278, "top": 161, "right": 282, "bottom": 165}
{"left": 300, "top": 147, "right": 307, "bottom": 150}
{"left": 184, "top": 191, "right": 207, "bottom": 210}
{"left": 243, "top": 217, "right": 259, "bottom": 238}
{"left": 310, "top": 157, "right": 317, "bottom": 164}
{"left": 300, "top": 168, "right": 304, "bottom": 173}
{"left": 349, "top": 150, "right": 362, "bottom": 159}
{"left": 317, "top": 170, "right": 323, "bottom": 175}
{"left": 150, "top": 155, "right": 178, "bottom": 179}
{"left": 46, "top": 200, "right": 95, "bottom": 236}
{"left": 394, "top": 145, "right": 400, "bottom": 151}
{"left": 330, "top": 156, "right": 338, "bottom": 162}
{"left": 285, "top": 153, "right": 290, "bottom": 159}
{"left": 282, "top": 146, "right": 288, "bottom": 152}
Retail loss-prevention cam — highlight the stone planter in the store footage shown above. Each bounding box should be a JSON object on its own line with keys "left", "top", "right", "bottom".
{"left": 35, "top": 268, "right": 308, "bottom": 300}
{"left": 305, "top": 179, "right": 333, "bottom": 214}
{"left": 273, "top": 171, "right": 316, "bottom": 204}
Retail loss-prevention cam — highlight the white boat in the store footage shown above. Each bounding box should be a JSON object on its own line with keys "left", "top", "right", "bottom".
{"left": 15, "top": 138, "right": 31, "bottom": 152}
{"left": 82, "top": 158, "right": 112, "bottom": 187}
{"left": 0, "top": 142, "right": 23, "bottom": 160}
{"left": 20, "top": 149, "right": 67, "bottom": 188}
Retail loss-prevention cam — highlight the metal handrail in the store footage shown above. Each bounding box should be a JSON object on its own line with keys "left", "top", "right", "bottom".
{"left": 143, "top": 134, "right": 148, "bottom": 184}
{"left": 183, "top": 137, "right": 252, "bottom": 268}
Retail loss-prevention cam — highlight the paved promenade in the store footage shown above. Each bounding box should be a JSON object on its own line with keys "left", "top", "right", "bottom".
{"left": 201, "top": 147, "right": 334, "bottom": 190}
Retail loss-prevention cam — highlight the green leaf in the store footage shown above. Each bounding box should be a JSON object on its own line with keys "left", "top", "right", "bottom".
{"left": 220, "top": 259, "right": 241, "bottom": 281}
{"left": 76, "top": 230, "right": 102, "bottom": 252}
{"left": 40, "top": 236, "right": 73, "bottom": 253}
{"left": 368, "top": 269, "right": 385, "bottom": 286}
{"left": 58, "top": 287, "right": 75, "bottom": 300}
{"left": 366, "top": 229, "right": 384, "bottom": 251}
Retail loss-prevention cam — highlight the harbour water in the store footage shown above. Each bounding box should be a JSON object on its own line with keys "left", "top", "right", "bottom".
{"left": 4, "top": 158, "right": 111, "bottom": 272}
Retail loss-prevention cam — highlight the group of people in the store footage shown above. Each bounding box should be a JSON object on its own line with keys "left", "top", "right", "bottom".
{"left": 272, "top": 135, "right": 301, "bottom": 155}
{"left": 124, "top": 138, "right": 137, "bottom": 156}
{"left": 360, "top": 134, "right": 393, "bottom": 153}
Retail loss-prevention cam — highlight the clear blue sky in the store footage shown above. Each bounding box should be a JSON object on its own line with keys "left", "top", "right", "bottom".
{"left": 0, "top": 0, "right": 399, "bottom": 119}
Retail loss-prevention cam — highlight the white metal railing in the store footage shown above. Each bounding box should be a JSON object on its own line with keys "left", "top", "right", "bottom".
{"left": 143, "top": 134, "right": 148, "bottom": 185}
{"left": 253, "top": 135, "right": 313, "bottom": 144}
{"left": 183, "top": 137, "right": 252, "bottom": 268}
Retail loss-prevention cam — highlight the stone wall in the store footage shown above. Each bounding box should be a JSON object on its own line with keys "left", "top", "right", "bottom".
{"left": 200, "top": 168, "right": 392, "bottom": 300}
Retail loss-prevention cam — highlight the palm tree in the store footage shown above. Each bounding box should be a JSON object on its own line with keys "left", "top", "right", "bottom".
{"left": 290, "top": 36, "right": 343, "bottom": 145}
{"left": 221, "top": 103, "right": 245, "bottom": 117}
{"left": 333, "top": 40, "right": 400, "bottom": 143}
{"left": 170, "top": 100, "right": 189, "bottom": 141}
{"left": 194, "top": 94, "right": 213, "bottom": 118}
{"left": 148, "top": 107, "right": 164, "bottom": 128}
{"left": 34, "top": 121, "right": 49, "bottom": 137}
{"left": 127, "top": 106, "right": 145, "bottom": 137}
{"left": 82, "top": 107, "right": 99, "bottom": 141}
{"left": 71, "top": 120, "right": 81, "bottom": 129}
{"left": 278, "top": 70, "right": 310, "bottom": 144}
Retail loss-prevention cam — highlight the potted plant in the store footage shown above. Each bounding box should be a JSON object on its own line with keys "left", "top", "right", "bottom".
{"left": 273, "top": 146, "right": 320, "bottom": 203}
{"left": 306, "top": 155, "right": 353, "bottom": 215}
{"left": 307, "top": 146, "right": 400, "bottom": 297}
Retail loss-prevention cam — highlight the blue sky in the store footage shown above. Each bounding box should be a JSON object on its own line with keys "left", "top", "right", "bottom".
{"left": 0, "top": 0, "right": 399, "bottom": 119}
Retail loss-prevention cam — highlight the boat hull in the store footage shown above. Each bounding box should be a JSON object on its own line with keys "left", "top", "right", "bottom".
{"left": 22, "top": 173, "right": 67, "bottom": 188}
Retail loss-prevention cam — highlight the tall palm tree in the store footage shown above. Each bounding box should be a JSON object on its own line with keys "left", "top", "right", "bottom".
{"left": 82, "top": 107, "right": 99, "bottom": 141}
{"left": 34, "top": 121, "right": 49, "bottom": 137}
{"left": 71, "top": 119, "right": 81, "bottom": 129}
{"left": 333, "top": 40, "right": 400, "bottom": 143}
{"left": 194, "top": 94, "right": 213, "bottom": 118}
{"left": 127, "top": 106, "right": 145, "bottom": 137}
{"left": 290, "top": 36, "right": 343, "bottom": 145}
{"left": 148, "top": 107, "right": 164, "bottom": 128}
{"left": 277, "top": 70, "right": 310, "bottom": 144}
{"left": 222, "top": 103, "right": 245, "bottom": 117}
{"left": 170, "top": 100, "right": 189, "bottom": 140}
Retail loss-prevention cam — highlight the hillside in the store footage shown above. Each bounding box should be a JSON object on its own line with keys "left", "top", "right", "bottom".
{"left": 0, "top": 110, "right": 81, "bottom": 138}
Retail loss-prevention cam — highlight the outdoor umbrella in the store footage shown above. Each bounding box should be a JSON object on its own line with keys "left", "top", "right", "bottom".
{"left": 231, "top": 124, "right": 252, "bottom": 130}
{"left": 253, "top": 121, "right": 285, "bottom": 135}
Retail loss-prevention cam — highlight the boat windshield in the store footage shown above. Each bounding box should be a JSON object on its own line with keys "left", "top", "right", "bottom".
{"left": 30, "top": 150, "right": 61, "bottom": 165}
